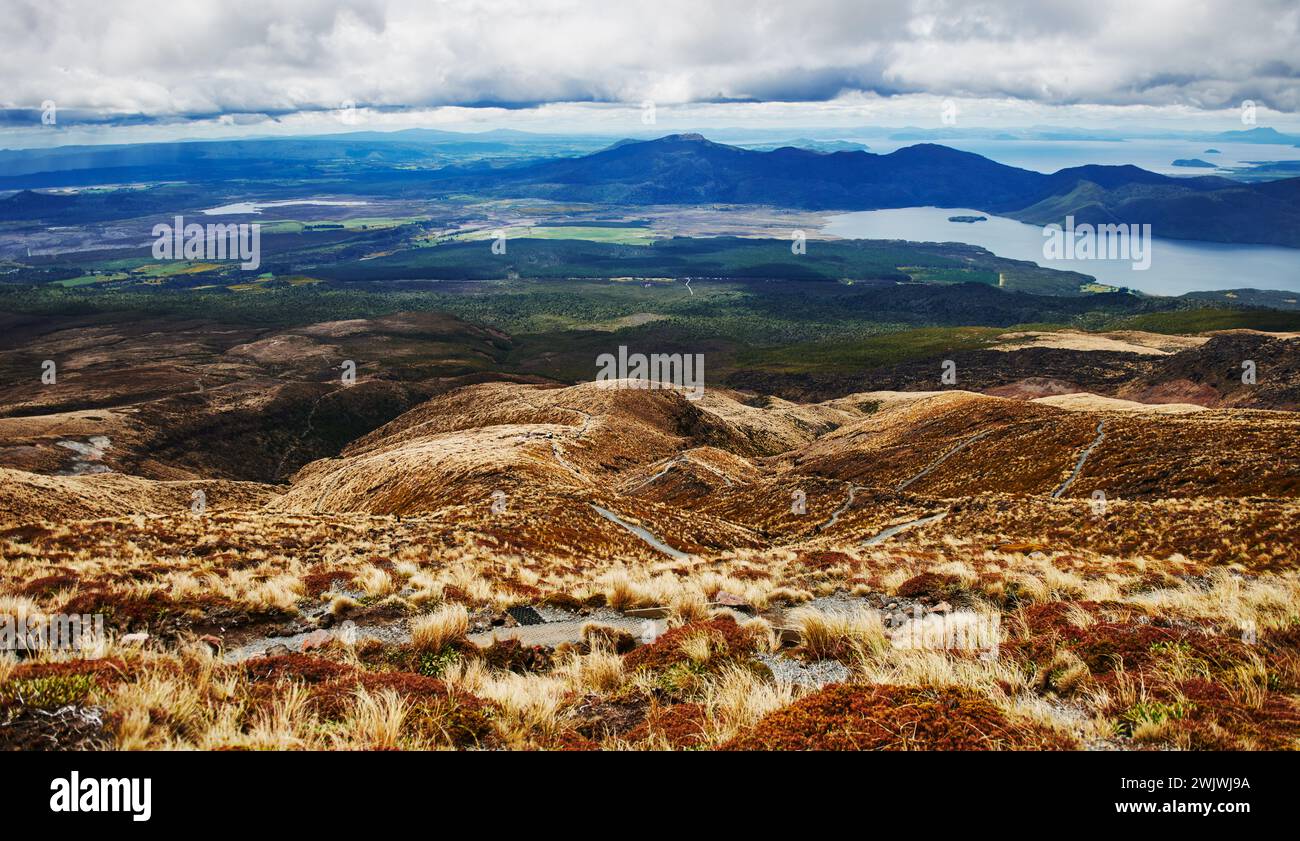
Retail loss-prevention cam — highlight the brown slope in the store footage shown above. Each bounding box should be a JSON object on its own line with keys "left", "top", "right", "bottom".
{"left": 268, "top": 381, "right": 874, "bottom": 556}
{"left": 787, "top": 390, "right": 1300, "bottom": 500}
{"left": 0, "top": 466, "right": 279, "bottom": 524}
{"left": 0, "top": 310, "right": 514, "bottom": 483}
{"left": 1116, "top": 332, "right": 1300, "bottom": 410}
{"left": 265, "top": 381, "right": 1299, "bottom": 567}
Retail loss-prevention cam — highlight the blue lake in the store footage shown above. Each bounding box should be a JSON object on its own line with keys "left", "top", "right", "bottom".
{"left": 822, "top": 207, "right": 1300, "bottom": 296}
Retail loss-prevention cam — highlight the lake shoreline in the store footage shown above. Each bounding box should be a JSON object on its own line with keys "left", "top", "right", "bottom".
{"left": 822, "top": 207, "right": 1300, "bottom": 296}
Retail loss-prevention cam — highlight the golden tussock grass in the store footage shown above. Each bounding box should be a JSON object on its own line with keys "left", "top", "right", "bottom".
{"left": 476, "top": 672, "right": 568, "bottom": 745}
{"left": 339, "top": 688, "right": 409, "bottom": 750}
{"left": 789, "top": 606, "right": 887, "bottom": 661}
{"left": 410, "top": 603, "right": 469, "bottom": 653}
{"left": 553, "top": 648, "right": 625, "bottom": 693}
{"left": 699, "top": 664, "right": 801, "bottom": 746}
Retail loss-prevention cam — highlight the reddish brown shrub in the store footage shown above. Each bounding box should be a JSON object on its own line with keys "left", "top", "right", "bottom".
{"left": 440, "top": 585, "right": 472, "bottom": 604}
{"left": 0, "top": 659, "right": 134, "bottom": 711}
{"left": 549, "top": 730, "right": 601, "bottom": 751}
{"left": 9, "top": 658, "right": 132, "bottom": 686}
{"left": 301, "top": 570, "right": 354, "bottom": 598}
{"left": 1009, "top": 601, "right": 1254, "bottom": 679}
{"left": 626, "top": 703, "right": 709, "bottom": 749}
{"left": 798, "top": 551, "right": 856, "bottom": 572}
{"left": 0, "top": 524, "right": 54, "bottom": 544}
{"left": 19, "top": 573, "right": 78, "bottom": 599}
{"left": 61, "top": 588, "right": 179, "bottom": 630}
{"left": 723, "top": 684, "right": 1075, "bottom": 751}
{"left": 623, "top": 617, "right": 759, "bottom": 671}
{"left": 895, "top": 572, "right": 962, "bottom": 601}
{"left": 1172, "top": 678, "right": 1300, "bottom": 750}
{"left": 479, "top": 638, "right": 554, "bottom": 673}
{"left": 493, "top": 577, "right": 542, "bottom": 600}
{"left": 243, "top": 654, "right": 353, "bottom": 685}
{"left": 539, "top": 592, "right": 584, "bottom": 611}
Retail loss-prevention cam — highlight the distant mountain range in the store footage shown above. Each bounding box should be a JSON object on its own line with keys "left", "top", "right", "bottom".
{"left": 1211, "top": 126, "right": 1300, "bottom": 145}
{"left": 876, "top": 126, "right": 1300, "bottom": 145}
{"left": 3, "top": 130, "right": 1299, "bottom": 249}
{"left": 446, "top": 134, "right": 1300, "bottom": 248}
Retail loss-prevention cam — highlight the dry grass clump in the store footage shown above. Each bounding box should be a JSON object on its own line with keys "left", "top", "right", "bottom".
{"left": 788, "top": 606, "right": 886, "bottom": 662}
{"left": 334, "top": 688, "right": 408, "bottom": 749}
{"left": 355, "top": 566, "right": 395, "bottom": 598}
{"left": 1034, "top": 649, "right": 1091, "bottom": 695}
{"left": 699, "top": 664, "right": 801, "bottom": 745}
{"left": 410, "top": 604, "right": 469, "bottom": 654}
{"left": 580, "top": 622, "right": 638, "bottom": 654}
{"left": 474, "top": 671, "right": 569, "bottom": 745}
{"left": 554, "top": 648, "right": 626, "bottom": 693}
{"left": 1127, "top": 569, "right": 1300, "bottom": 633}
{"left": 861, "top": 646, "right": 1030, "bottom": 697}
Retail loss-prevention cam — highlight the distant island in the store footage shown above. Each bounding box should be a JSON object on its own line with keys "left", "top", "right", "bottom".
{"left": 1213, "top": 126, "right": 1300, "bottom": 145}
{"left": 1204, "top": 148, "right": 1221, "bottom": 154}
{"left": 1172, "top": 158, "right": 1216, "bottom": 168}
{"left": 948, "top": 214, "right": 988, "bottom": 223}
{"left": 746, "top": 138, "right": 871, "bottom": 153}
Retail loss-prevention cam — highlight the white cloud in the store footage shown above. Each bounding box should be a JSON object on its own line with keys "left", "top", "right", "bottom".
{"left": 2, "top": 0, "right": 1297, "bottom": 123}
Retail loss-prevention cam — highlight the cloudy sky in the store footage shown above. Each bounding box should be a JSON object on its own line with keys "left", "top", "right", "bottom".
{"left": 3, "top": 0, "right": 1298, "bottom": 144}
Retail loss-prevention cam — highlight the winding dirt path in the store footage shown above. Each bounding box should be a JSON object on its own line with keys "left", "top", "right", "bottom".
{"left": 627, "top": 457, "right": 681, "bottom": 493}
{"left": 1052, "top": 419, "right": 1105, "bottom": 498}
{"left": 817, "top": 482, "right": 864, "bottom": 532}
{"left": 548, "top": 406, "right": 592, "bottom": 478}
{"left": 515, "top": 403, "right": 593, "bottom": 480}
{"left": 863, "top": 511, "right": 948, "bottom": 546}
{"left": 590, "top": 503, "right": 690, "bottom": 560}
{"left": 626, "top": 453, "right": 737, "bottom": 494}
{"left": 896, "top": 428, "right": 994, "bottom": 492}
